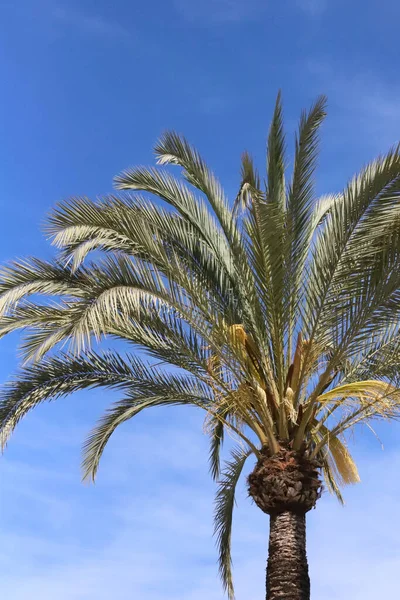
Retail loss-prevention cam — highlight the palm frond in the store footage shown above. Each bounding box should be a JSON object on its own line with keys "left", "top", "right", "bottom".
{"left": 325, "top": 434, "right": 360, "bottom": 486}
{"left": 0, "top": 258, "right": 85, "bottom": 316}
{"left": 154, "top": 131, "right": 237, "bottom": 242}
{"left": 0, "top": 350, "right": 212, "bottom": 451}
{"left": 305, "top": 146, "right": 400, "bottom": 346}
{"left": 208, "top": 414, "right": 225, "bottom": 481}
{"left": 114, "top": 165, "right": 233, "bottom": 267}
{"left": 233, "top": 152, "right": 260, "bottom": 216}
{"left": 318, "top": 453, "right": 345, "bottom": 504}
{"left": 286, "top": 96, "right": 327, "bottom": 350}
{"left": 214, "top": 445, "right": 253, "bottom": 599}
{"left": 266, "top": 91, "right": 286, "bottom": 210}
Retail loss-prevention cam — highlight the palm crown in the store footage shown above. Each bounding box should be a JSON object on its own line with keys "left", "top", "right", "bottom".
{"left": 1, "top": 94, "right": 400, "bottom": 597}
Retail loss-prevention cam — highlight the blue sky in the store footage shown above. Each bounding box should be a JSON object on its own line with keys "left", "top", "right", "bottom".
{"left": 1, "top": 0, "right": 400, "bottom": 598}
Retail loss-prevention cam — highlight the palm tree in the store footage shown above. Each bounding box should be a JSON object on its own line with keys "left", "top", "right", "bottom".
{"left": 1, "top": 94, "right": 400, "bottom": 600}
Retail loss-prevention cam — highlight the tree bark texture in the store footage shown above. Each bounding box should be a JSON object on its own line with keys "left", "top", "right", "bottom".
{"left": 266, "top": 511, "right": 310, "bottom": 600}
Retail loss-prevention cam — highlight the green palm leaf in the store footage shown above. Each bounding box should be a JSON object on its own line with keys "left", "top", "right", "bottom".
{"left": 214, "top": 445, "right": 252, "bottom": 599}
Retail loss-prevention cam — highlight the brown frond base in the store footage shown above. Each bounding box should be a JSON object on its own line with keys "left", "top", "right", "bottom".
{"left": 248, "top": 445, "right": 322, "bottom": 515}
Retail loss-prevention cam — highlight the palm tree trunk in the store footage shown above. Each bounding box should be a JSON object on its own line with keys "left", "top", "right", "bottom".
{"left": 266, "top": 511, "right": 310, "bottom": 600}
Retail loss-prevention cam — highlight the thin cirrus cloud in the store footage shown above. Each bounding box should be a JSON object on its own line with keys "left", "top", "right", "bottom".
{"left": 307, "top": 60, "right": 400, "bottom": 150}
{"left": 50, "top": 4, "right": 130, "bottom": 39}
{"left": 297, "top": 0, "right": 328, "bottom": 17}
{"left": 173, "top": 0, "right": 266, "bottom": 23}
{"left": 174, "top": 0, "right": 328, "bottom": 23}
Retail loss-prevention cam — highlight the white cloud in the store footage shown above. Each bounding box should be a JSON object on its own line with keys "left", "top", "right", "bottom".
{"left": 1, "top": 408, "right": 400, "bottom": 599}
